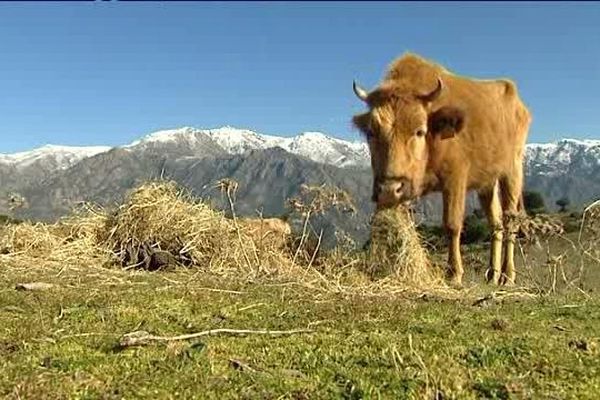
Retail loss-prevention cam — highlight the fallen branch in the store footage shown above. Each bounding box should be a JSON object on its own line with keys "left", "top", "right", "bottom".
{"left": 119, "top": 328, "right": 314, "bottom": 347}
{"left": 15, "top": 282, "right": 55, "bottom": 291}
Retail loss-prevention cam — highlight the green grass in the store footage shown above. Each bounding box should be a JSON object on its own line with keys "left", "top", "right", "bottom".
{"left": 1, "top": 261, "right": 599, "bottom": 399}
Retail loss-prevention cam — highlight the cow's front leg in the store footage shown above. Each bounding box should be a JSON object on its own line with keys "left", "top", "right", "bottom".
{"left": 478, "top": 183, "right": 504, "bottom": 285}
{"left": 443, "top": 179, "right": 467, "bottom": 286}
{"left": 499, "top": 167, "right": 524, "bottom": 286}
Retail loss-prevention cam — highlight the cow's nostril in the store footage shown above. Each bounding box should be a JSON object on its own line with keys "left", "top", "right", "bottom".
{"left": 394, "top": 184, "right": 403, "bottom": 195}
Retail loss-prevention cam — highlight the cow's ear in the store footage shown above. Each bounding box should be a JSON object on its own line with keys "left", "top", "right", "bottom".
{"left": 428, "top": 107, "right": 465, "bottom": 140}
{"left": 352, "top": 112, "right": 372, "bottom": 138}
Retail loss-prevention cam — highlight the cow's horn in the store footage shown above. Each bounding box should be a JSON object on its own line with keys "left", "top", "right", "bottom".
{"left": 419, "top": 77, "right": 444, "bottom": 103}
{"left": 353, "top": 80, "right": 369, "bottom": 102}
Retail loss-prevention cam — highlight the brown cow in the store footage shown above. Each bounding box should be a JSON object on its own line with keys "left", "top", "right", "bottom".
{"left": 237, "top": 217, "right": 292, "bottom": 249}
{"left": 352, "top": 53, "right": 531, "bottom": 286}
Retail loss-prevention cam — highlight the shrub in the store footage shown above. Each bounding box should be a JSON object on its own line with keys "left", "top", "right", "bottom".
{"left": 462, "top": 214, "right": 490, "bottom": 244}
{"left": 523, "top": 191, "right": 546, "bottom": 215}
{"left": 556, "top": 197, "right": 570, "bottom": 213}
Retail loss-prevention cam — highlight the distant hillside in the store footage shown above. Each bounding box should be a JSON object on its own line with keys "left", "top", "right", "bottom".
{"left": 2, "top": 126, "right": 599, "bottom": 245}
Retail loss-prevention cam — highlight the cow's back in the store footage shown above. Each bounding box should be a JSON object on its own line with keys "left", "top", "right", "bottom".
{"left": 430, "top": 72, "right": 531, "bottom": 190}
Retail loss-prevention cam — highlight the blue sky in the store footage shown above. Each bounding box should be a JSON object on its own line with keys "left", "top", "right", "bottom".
{"left": 0, "top": 1, "right": 599, "bottom": 152}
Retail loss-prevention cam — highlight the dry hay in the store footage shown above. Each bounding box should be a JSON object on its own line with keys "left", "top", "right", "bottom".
{"left": 580, "top": 199, "right": 600, "bottom": 261}
{"left": 363, "top": 207, "right": 444, "bottom": 288}
{"left": 0, "top": 205, "right": 107, "bottom": 265}
{"left": 0, "top": 179, "right": 452, "bottom": 296}
{"left": 0, "top": 181, "right": 294, "bottom": 277}
{"left": 98, "top": 181, "right": 235, "bottom": 269}
{"left": 236, "top": 217, "right": 291, "bottom": 251}
{"left": 581, "top": 200, "right": 600, "bottom": 239}
{"left": 95, "top": 181, "right": 292, "bottom": 275}
{"left": 515, "top": 213, "right": 565, "bottom": 245}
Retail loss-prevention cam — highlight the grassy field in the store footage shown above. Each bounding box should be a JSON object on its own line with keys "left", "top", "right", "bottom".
{"left": 1, "top": 257, "right": 599, "bottom": 400}
{"left": 1, "top": 183, "right": 599, "bottom": 399}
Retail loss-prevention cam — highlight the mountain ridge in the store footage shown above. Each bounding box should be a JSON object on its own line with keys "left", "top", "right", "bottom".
{"left": 2, "top": 126, "right": 599, "bottom": 245}
{"left": 3, "top": 125, "right": 598, "bottom": 172}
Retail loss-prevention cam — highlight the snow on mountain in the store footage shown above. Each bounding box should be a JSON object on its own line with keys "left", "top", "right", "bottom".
{"left": 283, "top": 131, "right": 369, "bottom": 167}
{"left": 127, "top": 126, "right": 370, "bottom": 167}
{"left": 525, "top": 138, "right": 600, "bottom": 176}
{"left": 123, "top": 126, "right": 600, "bottom": 171}
{"left": 0, "top": 144, "right": 111, "bottom": 170}
{"left": 127, "top": 126, "right": 204, "bottom": 147}
{"left": 203, "top": 126, "right": 288, "bottom": 154}
{"left": 3, "top": 126, "right": 598, "bottom": 175}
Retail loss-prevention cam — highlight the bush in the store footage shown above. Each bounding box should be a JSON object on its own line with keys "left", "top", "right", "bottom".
{"left": 462, "top": 214, "right": 490, "bottom": 244}
{"left": 416, "top": 224, "right": 445, "bottom": 249}
{"left": 0, "top": 215, "right": 22, "bottom": 225}
{"left": 416, "top": 213, "right": 491, "bottom": 247}
{"left": 523, "top": 191, "right": 546, "bottom": 215}
{"left": 556, "top": 197, "right": 570, "bottom": 213}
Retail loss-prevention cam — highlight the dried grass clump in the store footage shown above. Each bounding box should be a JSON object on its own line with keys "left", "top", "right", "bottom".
{"left": 0, "top": 179, "right": 452, "bottom": 295}
{"left": 236, "top": 217, "right": 291, "bottom": 251}
{"left": 0, "top": 205, "right": 108, "bottom": 264}
{"left": 0, "top": 222, "right": 59, "bottom": 257}
{"left": 0, "top": 180, "right": 295, "bottom": 277}
{"left": 579, "top": 200, "right": 600, "bottom": 260}
{"left": 581, "top": 200, "right": 600, "bottom": 239}
{"left": 363, "top": 207, "right": 444, "bottom": 288}
{"left": 515, "top": 213, "right": 565, "bottom": 245}
{"left": 96, "top": 181, "right": 253, "bottom": 271}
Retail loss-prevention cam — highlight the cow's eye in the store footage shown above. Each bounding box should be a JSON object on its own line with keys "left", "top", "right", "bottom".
{"left": 415, "top": 128, "right": 427, "bottom": 137}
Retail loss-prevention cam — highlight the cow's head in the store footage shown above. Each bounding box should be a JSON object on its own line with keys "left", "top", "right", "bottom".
{"left": 352, "top": 77, "right": 465, "bottom": 209}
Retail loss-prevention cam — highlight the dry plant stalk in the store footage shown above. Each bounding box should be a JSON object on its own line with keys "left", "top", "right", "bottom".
{"left": 215, "top": 178, "right": 256, "bottom": 269}
{"left": 286, "top": 184, "right": 357, "bottom": 266}
{"left": 514, "top": 213, "right": 565, "bottom": 245}
{"left": 119, "top": 328, "right": 314, "bottom": 347}
{"left": 579, "top": 200, "right": 600, "bottom": 262}
{"left": 515, "top": 202, "right": 600, "bottom": 293}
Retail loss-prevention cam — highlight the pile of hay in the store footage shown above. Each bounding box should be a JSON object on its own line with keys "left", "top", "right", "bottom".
{"left": 0, "top": 181, "right": 292, "bottom": 276}
{"left": 98, "top": 181, "right": 235, "bottom": 270}
{"left": 0, "top": 207, "right": 107, "bottom": 264}
{"left": 96, "top": 181, "right": 293, "bottom": 273}
{"left": 363, "top": 207, "right": 444, "bottom": 288}
{"left": 1, "top": 179, "right": 448, "bottom": 293}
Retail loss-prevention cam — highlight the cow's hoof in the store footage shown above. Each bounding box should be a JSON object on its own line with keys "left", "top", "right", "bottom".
{"left": 447, "top": 275, "right": 464, "bottom": 289}
{"left": 499, "top": 274, "right": 516, "bottom": 287}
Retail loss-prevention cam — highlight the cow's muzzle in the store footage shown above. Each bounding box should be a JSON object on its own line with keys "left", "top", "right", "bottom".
{"left": 372, "top": 177, "right": 413, "bottom": 208}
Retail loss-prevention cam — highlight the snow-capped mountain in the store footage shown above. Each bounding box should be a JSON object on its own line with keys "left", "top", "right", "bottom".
{"left": 126, "top": 126, "right": 370, "bottom": 168}
{"left": 1, "top": 125, "right": 598, "bottom": 233}
{"left": 3, "top": 127, "right": 599, "bottom": 176}
{"left": 128, "top": 126, "right": 600, "bottom": 176}
{"left": 0, "top": 144, "right": 111, "bottom": 170}
{"left": 525, "top": 138, "right": 600, "bottom": 177}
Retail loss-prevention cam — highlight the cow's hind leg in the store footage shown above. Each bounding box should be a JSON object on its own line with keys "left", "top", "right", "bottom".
{"left": 499, "top": 167, "right": 524, "bottom": 286}
{"left": 443, "top": 177, "right": 468, "bottom": 286}
{"left": 478, "top": 181, "right": 503, "bottom": 285}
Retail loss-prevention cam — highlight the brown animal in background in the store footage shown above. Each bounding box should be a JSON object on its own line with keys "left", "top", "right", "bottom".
{"left": 237, "top": 217, "right": 292, "bottom": 249}
{"left": 352, "top": 53, "right": 531, "bottom": 286}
